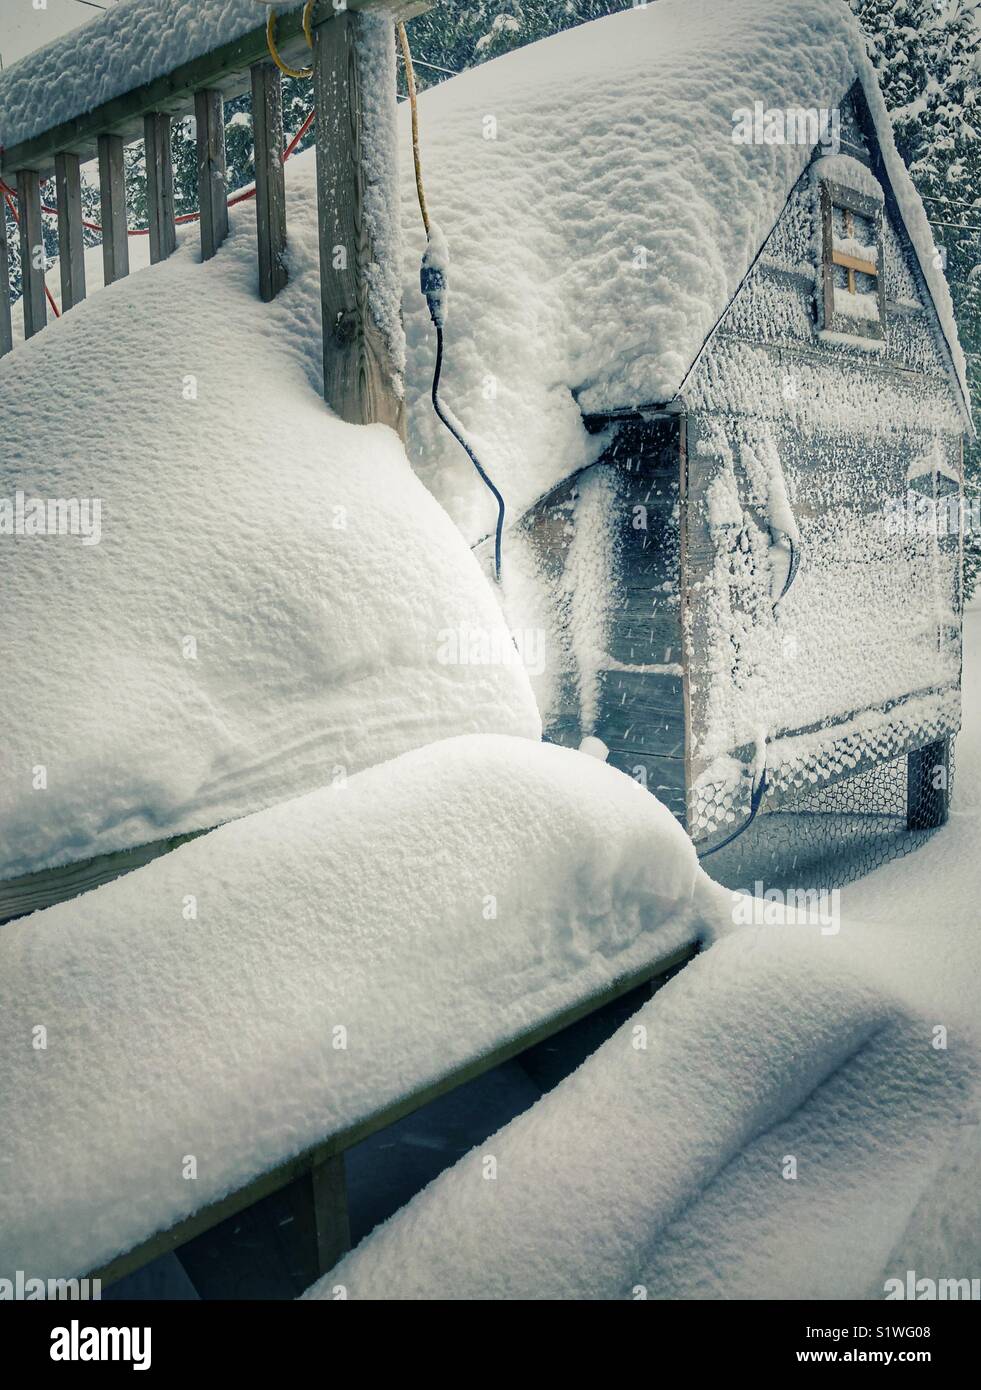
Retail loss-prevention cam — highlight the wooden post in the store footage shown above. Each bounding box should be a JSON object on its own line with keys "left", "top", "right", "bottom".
{"left": 195, "top": 88, "right": 229, "bottom": 261}
{"left": 250, "top": 62, "right": 289, "bottom": 302}
{"left": 0, "top": 196, "right": 12, "bottom": 358}
{"left": 144, "top": 112, "right": 177, "bottom": 264}
{"left": 907, "top": 737, "right": 950, "bottom": 830}
{"left": 308, "top": 1153, "right": 351, "bottom": 1279}
{"left": 312, "top": 11, "right": 404, "bottom": 432}
{"left": 97, "top": 134, "right": 130, "bottom": 285}
{"left": 55, "top": 152, "right": 87, "bottom": 312}
{"left": 15, "top": 169, "right": 47, "bottom": 339}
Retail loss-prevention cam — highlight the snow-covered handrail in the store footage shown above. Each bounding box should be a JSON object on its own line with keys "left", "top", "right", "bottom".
{"left": 0, "top": 0, "right": 427, "bottom": 434}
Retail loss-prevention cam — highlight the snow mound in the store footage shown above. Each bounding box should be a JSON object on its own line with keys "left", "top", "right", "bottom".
{"left": 396, "top": 0, "right": 968, "bottom": 540}
{"left": 0, "top": 734, "right": 710, "bottom": 1281}
{"left": 0, "top": 168, "right": 540, "bottom": 880}
{"left": 305, "top": 924, "right": 978, "bottom": 1300}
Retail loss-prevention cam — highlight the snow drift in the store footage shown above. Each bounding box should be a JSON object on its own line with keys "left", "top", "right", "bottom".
{"left": 305, "top": 923, "right": 979, "bottom": 1300}
{"left": 0, "top": 734, "right": 711, "bottom": 1281}
{"left": 0, "top": 152, "right": 539, "bottom": 881}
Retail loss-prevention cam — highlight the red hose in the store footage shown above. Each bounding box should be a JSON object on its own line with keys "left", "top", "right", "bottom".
{"left": 0, "top": 107, "right": 315, "bottom": 274}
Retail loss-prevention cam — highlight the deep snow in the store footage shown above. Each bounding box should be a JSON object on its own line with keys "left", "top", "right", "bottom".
{"left": 0, "top": 149, "right": 539, "bottom": 881}
{"left": 304, "top": 612, "right": 981, "bottom": 1301}
{"left": 0, "top": 734, "right": 712, "bottom": 1281}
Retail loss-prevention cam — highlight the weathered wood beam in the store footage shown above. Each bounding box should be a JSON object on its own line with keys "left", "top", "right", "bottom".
{"left": 144, "top": 112, "right": 177, "bottom": 264}
{"left": 832, "top": 250, "right": 878, "bottom": 278}
{"left": 313, "top": 11, "right": 403, "bottom": 432}
{"left": 15, "top": 169, "right": 47, "bottom": 339}
{"left": 195, "top": 89, "right": 229, "bottom": 261}
{"left": 55, "top": 151, "right": 87, "bottom": 311}
{"left": 907, "top": 738, "right": 950, "bottom": 830}
{"left": 306, "top": 1154, "right": 351, "bottom": 1280}
{"left": 97, "top": 134, "right": 130, "bottom": 285}
{"left": 0, "top": 2, "right": 430, "bottom": 180}
{"left": 0, "top": 199, "right": 12, "bottom": 357}
{"left": 250, "top": 62, "right": 288, "bottom": 302}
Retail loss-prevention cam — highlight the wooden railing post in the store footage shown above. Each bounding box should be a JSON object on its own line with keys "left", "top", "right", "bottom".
{"left": 312, "top": 11, "right": 404, "bottom": 433}
{"left": 97, "top": 134, "right": 130, "bottom": 285}
{"left": 195, "top": 89, "right": 229, "bottom": 261}
{"left": 15, "top": 169, "right": 47, "bottom": 339}
{"left": 144, "top": 112, "right": 177, "bottom": 264}
{"left": 0, "top": 198, "right": 12, "bottom": 358}
{"left": 250, "top": 62, "right": 288, "bottom": 302}
{"left": 54, "top": 151, "right": 87, "bottom": 311}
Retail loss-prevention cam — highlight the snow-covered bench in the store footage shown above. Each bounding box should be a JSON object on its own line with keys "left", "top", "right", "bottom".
{"left": 0, "top": 736, "right": 710, "bottom": 1290}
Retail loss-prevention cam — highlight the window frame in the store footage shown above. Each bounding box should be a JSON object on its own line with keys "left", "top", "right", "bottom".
{"left": 818, "top": 177, "right": 886, "bottom": 341}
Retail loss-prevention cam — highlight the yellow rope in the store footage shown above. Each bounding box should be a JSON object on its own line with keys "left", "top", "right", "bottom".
{"left": 266, "top": 1, "right": 316, "bottom": 81}
{"left": 397, "top": 20, "right": 431, "bottom": 238}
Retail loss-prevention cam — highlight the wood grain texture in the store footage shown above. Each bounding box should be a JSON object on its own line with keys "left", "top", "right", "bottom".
{"left": 97, "top": 134, "right": 130, "bottom": 285}
{"left": 144, "top": 112, "right": 177, "bottom": 264}
{"left": 16, "top": 168, "right": 46, "bottom": 338}
{"left": 313, "top": 11, "right": 403, "bottom": 432}
{"left": 55, "top": 151, "right": 87, "bottom": 310}
{"left": 250, "top": 63, "right": 288, "bottom": 302}
{"left": 195, "top": 88, "right": 229, "bottom": 262}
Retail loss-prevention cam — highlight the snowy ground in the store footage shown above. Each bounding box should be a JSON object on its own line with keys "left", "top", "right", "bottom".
{"left": 302, "top": 609, "right": 981, "bottom": 1301}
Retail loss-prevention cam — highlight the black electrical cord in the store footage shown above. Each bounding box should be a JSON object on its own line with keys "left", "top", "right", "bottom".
{"left": 430, "top": 320, "right": 505, "bottom": 583}
{"left": 773, "top": 533, "right": 800, "bottom": 610}
{"left": 696, "top": 764, "right": 769, "bottom": 859}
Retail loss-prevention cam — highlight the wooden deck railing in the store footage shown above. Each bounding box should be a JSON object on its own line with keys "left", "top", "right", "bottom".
{"left": 0, "top": 0, "right": 428, "bottom": 432}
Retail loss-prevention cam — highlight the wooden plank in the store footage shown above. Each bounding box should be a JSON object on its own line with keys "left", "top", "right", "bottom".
{"left": 832, "top": 249, "right": 878, "bottom": 278}
{"left": 15, "top": 169, "right": 46, "bottom": 339}
{"left": 907, "top": 738, "right": 951, "bottom": 830}
{"left": 310, "top": 1153, "right": 351, "bottom": 1277}
{"left": 0, "top": 196, "right": 12, "bottom": 358}
{"left": 97, "top": 134, "right": 130, "bottom": 285}
{"left": 818, "top": 178, "right": 835, "bottom": 332}
{"left": 0, "top": 829, "right": 206, "bottom": 926}
{"left": 250, "top": 62, "right": 288, "bottom": 302}
{"left": 313, "top": 10, "right": 403, "bottom": 432}
{"left": 0, "top": 2, "right": 430, "bottom": 180}
{"left": 144, "top": 112, "right": 177, "bottom": 263}
{"left": 88, "top": 937, "right": 698, "bottom": 1288}
{"left": 195, "top": 89, "right": 229, "bottom": 261}
{"left": 54, "top": 151, "right": 86, "bottom": 311}
{"left": 596, "top": 669, "right": 686, "bottom": 759}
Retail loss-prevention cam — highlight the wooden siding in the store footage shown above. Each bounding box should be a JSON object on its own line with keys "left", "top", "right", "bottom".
{"left": 521, "top": 417, "right": 687, "bottom": 824}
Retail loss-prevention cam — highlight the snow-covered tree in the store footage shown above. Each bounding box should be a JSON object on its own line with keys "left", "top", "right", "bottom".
{"left": 851, "top": 0, "right": 981, "bottom": 593}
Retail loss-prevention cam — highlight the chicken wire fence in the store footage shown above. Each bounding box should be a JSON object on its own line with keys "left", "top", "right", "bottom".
{"left": 700, "top": 738, "right": 955, "bottom": 896}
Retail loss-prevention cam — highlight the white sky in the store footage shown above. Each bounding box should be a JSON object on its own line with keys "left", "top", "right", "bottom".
{"left": 0, "top": 0, "right": 118, "bottom": 71}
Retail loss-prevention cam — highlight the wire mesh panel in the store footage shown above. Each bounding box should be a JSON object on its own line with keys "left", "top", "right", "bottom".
{"left": 701, "top": 738, "right": 954, "bottom": 895}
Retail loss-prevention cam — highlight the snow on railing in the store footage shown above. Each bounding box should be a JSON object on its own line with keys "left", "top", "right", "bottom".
{"left": 0, "top": 0, "right": 427, "bottom": 433}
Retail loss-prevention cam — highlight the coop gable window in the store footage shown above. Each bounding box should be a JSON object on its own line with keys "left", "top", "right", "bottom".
{"left": 817, "top": 177, "right": 886, "bottom": 344}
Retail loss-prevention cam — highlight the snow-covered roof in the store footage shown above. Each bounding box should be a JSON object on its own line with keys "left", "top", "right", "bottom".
{"left": 0, "top": 170, "right": 539, "bottom": 881}
{"left": 399, "top": 0, "right": 971, "bottom": 541}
